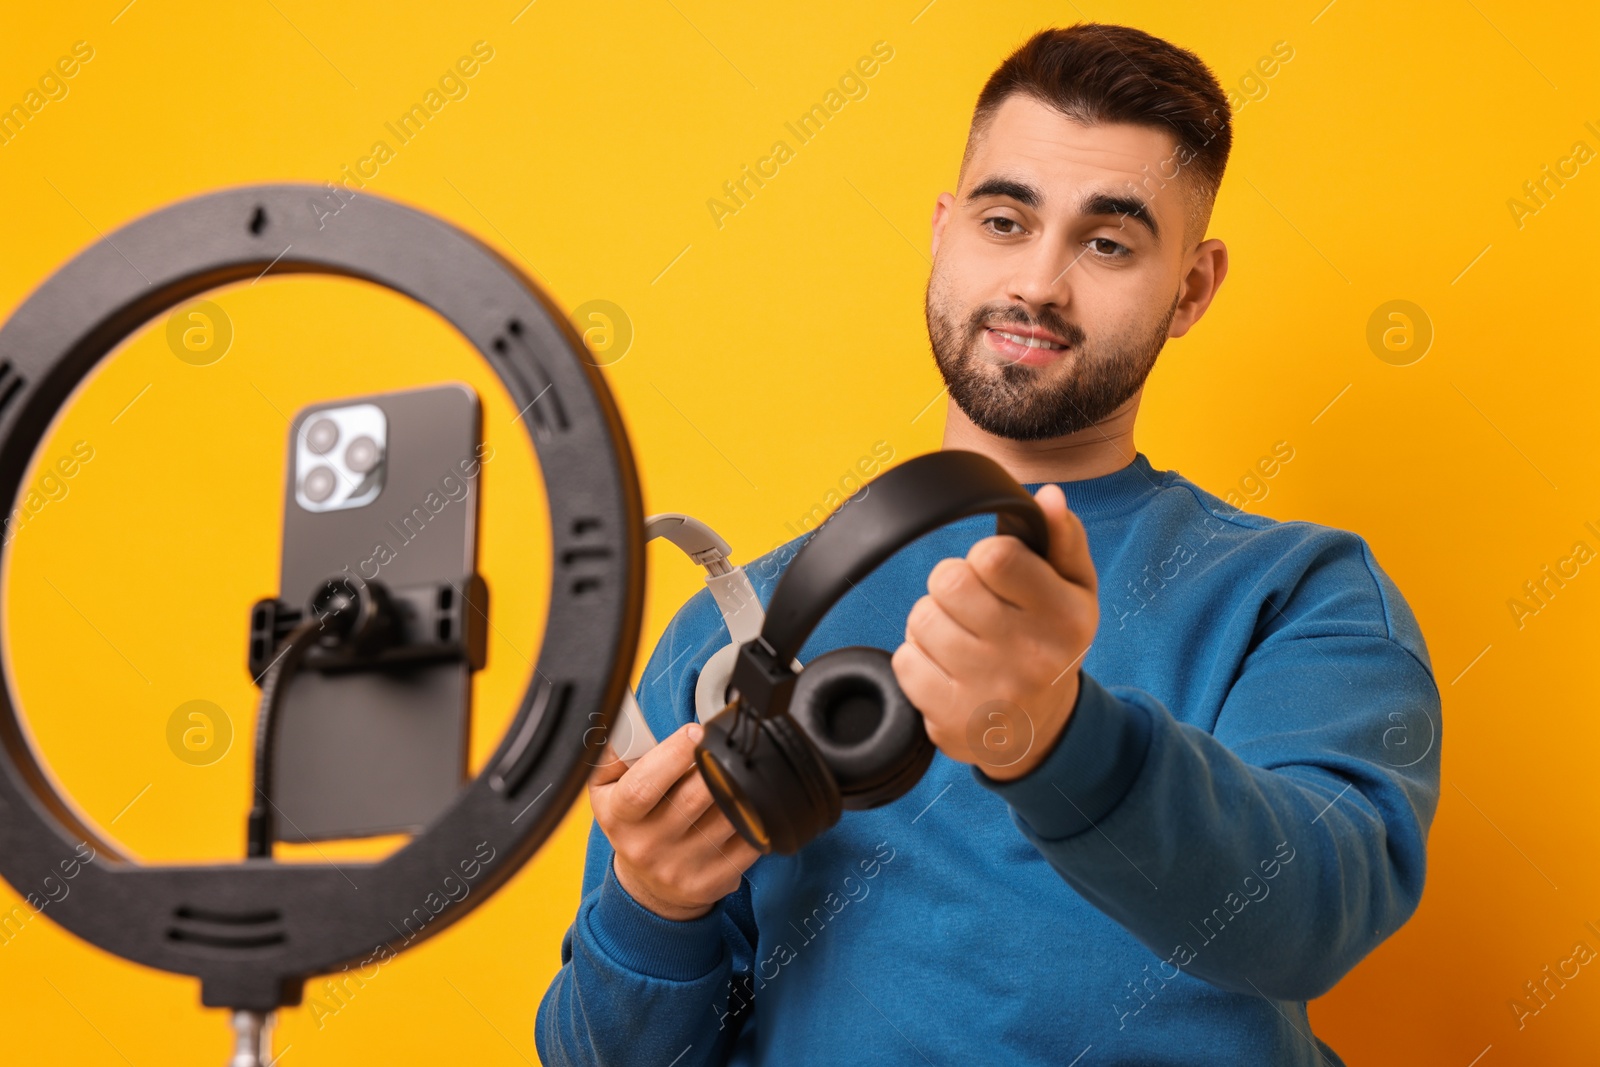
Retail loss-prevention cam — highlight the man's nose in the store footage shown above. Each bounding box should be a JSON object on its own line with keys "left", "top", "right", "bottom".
{"left": 1005, "top": 237, "right": 1077, "bottom": 311}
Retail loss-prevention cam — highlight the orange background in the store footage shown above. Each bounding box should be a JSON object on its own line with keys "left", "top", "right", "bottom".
{"left": 0, "top": 1, "right": 1596, "bottom": 1064}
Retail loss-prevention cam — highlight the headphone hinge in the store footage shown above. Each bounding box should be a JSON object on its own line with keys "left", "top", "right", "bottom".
{"left": 728, "top": 639, "right": 797, "bottom": 720}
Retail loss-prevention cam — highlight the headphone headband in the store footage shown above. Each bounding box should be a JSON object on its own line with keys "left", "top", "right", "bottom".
{"left": 644, "top": 513, "right": 734, "bottom": 574}
{"left": 760, "top": 450, "right": 1046, "bottom": 661}
{"left": 642, "top": 513, "right": 763, "bottom": 644}
{"left": 612, "top": 513, "right": 764, "bottom": 762}
{"left": 729, "top": 451, "right": 1047, "bottom": 717}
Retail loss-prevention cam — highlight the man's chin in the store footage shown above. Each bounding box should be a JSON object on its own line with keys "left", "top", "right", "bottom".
{"left": 961, "top": 410, "right": 1074, "bottom": 442}
{"left": 944, "top": 384, "right": 1052, "bottom": 436}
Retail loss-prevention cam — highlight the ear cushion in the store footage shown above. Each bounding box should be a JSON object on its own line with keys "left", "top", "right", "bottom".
{"left": 612, "top": 688, "right": 658, "bottom": 762}
{"left": 787, "top": 647, "right": 935, "bottom": 811}
{"left": 693, "top": 643, "right": 740, "bottom": 724}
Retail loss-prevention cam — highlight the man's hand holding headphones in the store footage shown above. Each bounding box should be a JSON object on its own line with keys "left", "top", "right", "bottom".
{"left": 589, "top": 723, "right": 762, "bottom": 921}
{"left": 892, "top": 484, "right": 1099, "bottom": 782}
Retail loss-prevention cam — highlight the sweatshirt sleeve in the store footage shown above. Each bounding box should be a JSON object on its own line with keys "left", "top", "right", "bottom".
{"left": 535, "top": 588, "right": 761, "bottom": 1066}
{"left": 975, "top": 530, "right": 1443, "bottom": 1001}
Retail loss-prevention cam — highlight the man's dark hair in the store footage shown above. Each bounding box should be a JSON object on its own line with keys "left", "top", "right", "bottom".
{"left": 962, "top": 23, "right": 1233, "bottom": 243}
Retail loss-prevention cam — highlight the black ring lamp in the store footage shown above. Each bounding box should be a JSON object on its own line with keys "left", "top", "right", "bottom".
{"left": 0, "top": 185, "right": 645, "bottom": 1015}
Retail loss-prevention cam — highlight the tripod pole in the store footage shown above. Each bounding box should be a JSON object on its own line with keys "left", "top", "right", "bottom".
{"left": 228, "top": 1010, "right": 274, "bottom": 1066}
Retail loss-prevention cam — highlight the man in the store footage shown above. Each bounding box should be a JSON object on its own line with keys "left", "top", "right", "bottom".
{"left": 537, "top": 23, "right": 1440, "bottom": 1066}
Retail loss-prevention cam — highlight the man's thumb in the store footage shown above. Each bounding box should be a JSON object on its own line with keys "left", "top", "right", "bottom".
{"left": 1034, "top": 483, "right": 1095, "bottom": 592}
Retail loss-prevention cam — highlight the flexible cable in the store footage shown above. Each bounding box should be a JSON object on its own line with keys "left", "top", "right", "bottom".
{"left": 246, "top": 616, "right": 327, "bottom": 859}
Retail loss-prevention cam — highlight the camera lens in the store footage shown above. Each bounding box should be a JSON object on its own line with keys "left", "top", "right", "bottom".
{"left": 344, "top": 435, "right": 381, "bottom": 473}
{"left": 302, "top": 465, "right": 337, "bottom": 502}
{"left": 305, "top": 417, "right": 339, "bottom": 454}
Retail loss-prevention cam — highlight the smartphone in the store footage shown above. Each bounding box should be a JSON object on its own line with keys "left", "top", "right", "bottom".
{"left": 265, "top": 383, "right": 488, "bottom": 842}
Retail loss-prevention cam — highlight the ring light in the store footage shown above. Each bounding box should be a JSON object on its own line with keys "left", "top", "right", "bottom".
{"left": 0, "top": 184, "right": 645, "bottom": 1014}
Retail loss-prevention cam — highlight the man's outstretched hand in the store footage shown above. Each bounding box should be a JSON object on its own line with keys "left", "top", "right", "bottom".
{"left": 891, "top": 483, "right": 1098, "bottom": 781}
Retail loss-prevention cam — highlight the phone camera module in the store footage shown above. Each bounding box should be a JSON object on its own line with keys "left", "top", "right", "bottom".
{"left": 293, "top": 402, "right": 386, "bottom": 512}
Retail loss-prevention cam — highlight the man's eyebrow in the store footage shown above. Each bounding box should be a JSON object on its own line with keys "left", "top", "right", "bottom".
{"left": 965, "top": 179, "right": 1162, "bottom": 243}
{"left": 964, "top": 176, "right": 1042, "bottom": 208}
{"left": 1081, "top": 192, "right": 1160, "bottom": 242}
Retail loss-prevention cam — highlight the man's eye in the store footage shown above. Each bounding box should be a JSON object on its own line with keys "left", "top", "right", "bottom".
{"left": 982, "top": 217, "right": 1022, "bottom": 236}
{"left": 1088, "top": 237, "right": 1130, "bottom": 258}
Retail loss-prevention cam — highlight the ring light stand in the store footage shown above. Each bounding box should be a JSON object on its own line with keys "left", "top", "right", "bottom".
{"left": 0, "top": 185, "right": 645, "bottom": 1062}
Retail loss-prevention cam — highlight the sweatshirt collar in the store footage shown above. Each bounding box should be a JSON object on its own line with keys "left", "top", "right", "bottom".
{"left": 1020, "top": 451, "right": 1164, "bottom": 521}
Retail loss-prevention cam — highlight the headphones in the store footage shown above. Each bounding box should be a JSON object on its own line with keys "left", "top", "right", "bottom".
{"left": 610, "top": 513, "right": 799, "bottom": 762}
{"left": 695, "top": 450, "right": 1049, "bottom": 855}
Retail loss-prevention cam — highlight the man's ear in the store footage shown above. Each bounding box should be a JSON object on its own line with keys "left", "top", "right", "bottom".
{"left": 930, "top": 192, "right": 956, "bottom": 260}
{"left": 1168, "top": 238, "right": 1228, "bottom": 340}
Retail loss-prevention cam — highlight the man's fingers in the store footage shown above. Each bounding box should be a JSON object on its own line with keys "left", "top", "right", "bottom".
{"left": 964, "top": 533, "right": 1063, "bottom": 611}
{"left": 606, "top": 721, "right": 705, "bottom": 822}
{"left": 718, "top": 836, "right": 764, "bottom": 875}
{"left": 925, "top": 558, "right": 1010, "bottom": 637}
{"left": 659, "top": 763, "right": 717, "bottom": 828}
{"left": 689, "top": 799, "right": 740, "bottom": 845}
{"left": 905, "top": 594, "right": 989, "bottom": 676}
{"left": 587, "top": 741, "right": 629, "bottom": 788}
{"left": 891, "top": 637, "right": 953, "bottom": 714}
{"left": 964, "top": 487, "right": 1094, "bottom": 610}
{"left": 691, "top": 804, "right": 763, "bottom": 871}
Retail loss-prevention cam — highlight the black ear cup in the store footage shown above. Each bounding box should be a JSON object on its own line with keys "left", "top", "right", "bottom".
{"left": 696, "top": 647, "right": 938, "bottom": 853}
{"left": 696, "top": 702, "right": 842, "bottom": 856}
{"left": 788, "top": 647, "right": 935, "bottom": 811}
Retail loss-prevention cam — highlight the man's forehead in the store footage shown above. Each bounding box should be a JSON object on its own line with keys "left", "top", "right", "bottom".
{"left": 960, "top": 94, "right": 1183, "bottom": 230}
{"left": 966, "top": 93, "right": 1179, "bottom": 177}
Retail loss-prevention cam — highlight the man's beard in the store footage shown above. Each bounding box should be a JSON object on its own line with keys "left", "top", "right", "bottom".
{"left": 925, "top": 282, "right": 1178, "bottom": 441}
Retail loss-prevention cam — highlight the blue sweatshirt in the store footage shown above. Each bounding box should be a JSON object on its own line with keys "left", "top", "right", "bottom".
{"left": 535, "top": 451, "right": 1442, "bottom": 1066}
